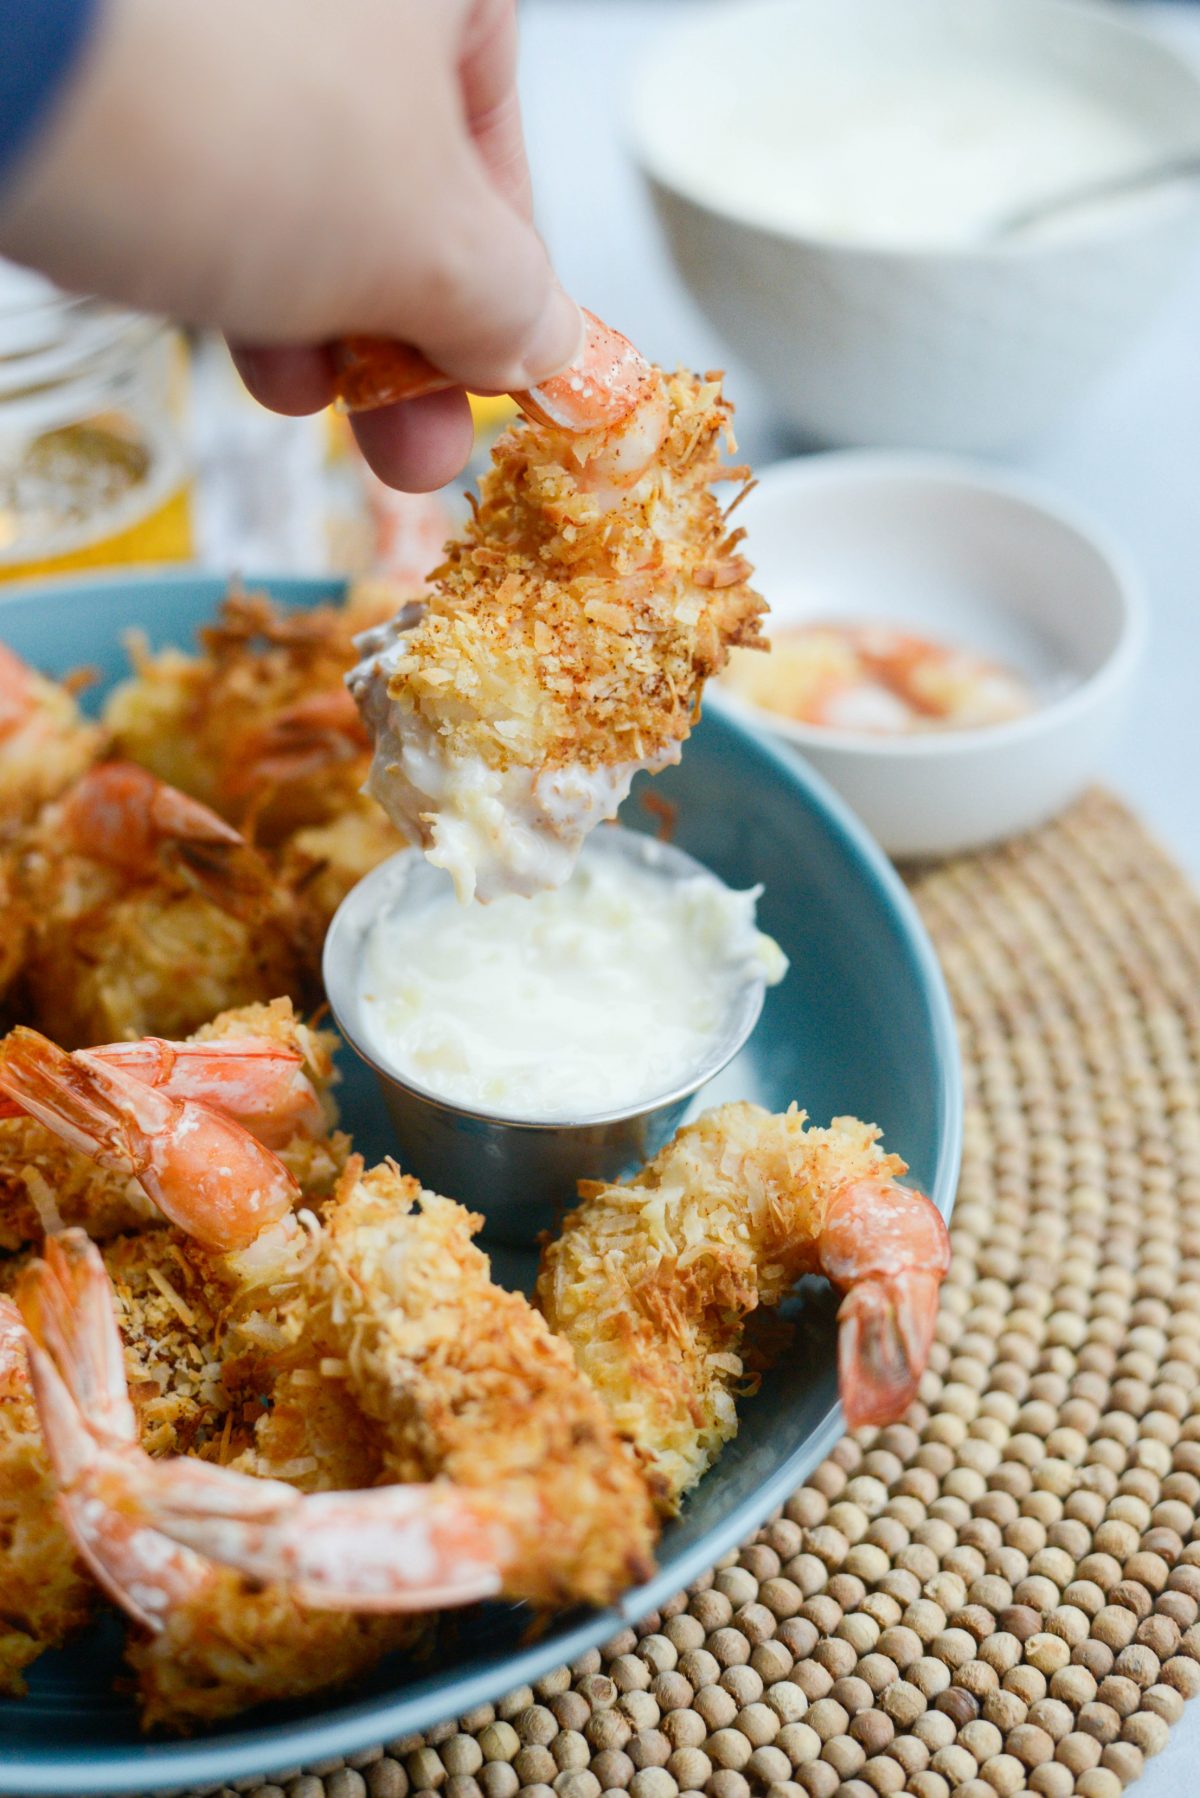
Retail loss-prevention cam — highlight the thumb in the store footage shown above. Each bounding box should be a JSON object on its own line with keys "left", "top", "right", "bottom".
{"left": 373, "top": 121, "right": 582, "bottom": 394}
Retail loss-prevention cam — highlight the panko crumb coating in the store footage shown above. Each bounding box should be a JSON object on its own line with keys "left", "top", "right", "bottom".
{"left": 375, "top": 368, "right": 764, "bottom": 770}
{"left": 537, "top": 1102, "right": 904, "bottom": 1504}
{"left": 300, "top": 1159, "right": 659, "bottom": 1607}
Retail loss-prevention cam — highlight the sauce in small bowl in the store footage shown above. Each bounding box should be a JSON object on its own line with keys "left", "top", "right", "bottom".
{"left": 323, "top": 826, "right": 787, "bottom": 1240}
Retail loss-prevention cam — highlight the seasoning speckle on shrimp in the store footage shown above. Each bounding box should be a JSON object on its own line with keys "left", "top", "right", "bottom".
{"left": 349, "top": 312, "right": 767, "bottom": 901}
{"left": 538, "top": 1101, "right": 950, "bottom": 1501}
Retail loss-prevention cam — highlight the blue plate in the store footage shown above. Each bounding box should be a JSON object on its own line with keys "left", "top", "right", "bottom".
{"left": 0, "top": 573, "right": 962, "bottom": 1795}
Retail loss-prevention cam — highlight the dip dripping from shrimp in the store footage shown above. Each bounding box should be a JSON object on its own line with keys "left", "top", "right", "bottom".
{"left": 347, "top": 311, "right": 766, "bottom": 902}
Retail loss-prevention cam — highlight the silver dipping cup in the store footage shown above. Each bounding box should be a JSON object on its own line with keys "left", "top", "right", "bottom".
{"left": 322, "top": 827, "right": 773, "bottom": 1245}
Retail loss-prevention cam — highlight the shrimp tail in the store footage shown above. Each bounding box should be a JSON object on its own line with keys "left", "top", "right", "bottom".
{"left": 0, "top": 1027, "right": 302, "bottom": 1250}
{"left": 62, "top": 762, "right": 243, "bottom": 869}
{"left": 835, "top": 1269, "right": 944, "bottom": 1429}
{"left": 16, "top": 1234, "right": 215, "bottom": 1631}
{"left": 16, "top": 1230, "right": 138, "bottom": 1451}
{"left": 334, "top": 311, "right": 646, "bottom": 433}
{"left": 818, "top": 1177, "right": 951, "bottom": 1431}
{"left": 123, "top": 1475, "right": 512, "bottom": 1612}
{"left": 19, "top": 1232, "right": 510, "bottom": 1616}
{"left": 225, "top": 689, "right": 368, "bottom": 797}
{"left": 0, "top": 1027, "right": 139, "bottom": 1172}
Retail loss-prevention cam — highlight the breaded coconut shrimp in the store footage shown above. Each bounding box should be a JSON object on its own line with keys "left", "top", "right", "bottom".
{"left": 104, "top": 586, "right": 414, "bottom": 930}
{"left": 0, "top": 844, "right": 28, "bottom": 1016}
{"left": 298, "top": 1158, "right": 658, "bottom": 1606}
{"left": 15, "top": 1235, "right": 426, "bottom": 1731}
{"left": 0, "top": 643, "right": 102, "bottom": 841}
{"left": 0, "top": 1026, "right": 660, "bottom": 1610}
{"left": 104, "top": 588, "right": 394, "bottom": 841}
{"left": 0, "top": 1295, "right": 91, "bottom": 1696}
{"left": 538, "top": 1102, "right": 951, "bottom": 1501}
{"left": 12, "top": 762, "right": 311, "bottom": 1046}
{"left": 347, "top": 312, "right": 767, "bottom": 901}
{"left": 0, "top": 999, "right": 342, "bottom": 1252}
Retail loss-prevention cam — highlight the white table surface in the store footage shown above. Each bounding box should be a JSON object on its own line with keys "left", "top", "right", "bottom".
{"left": 520, "top": 0, "right": 1200, "bottom": 882}
{"left": 517, "top": 3, "right": 1200, "bottom": 1792}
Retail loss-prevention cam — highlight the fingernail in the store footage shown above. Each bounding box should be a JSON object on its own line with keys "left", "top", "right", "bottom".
{"left": 520, "top": 287, "right": 585, "bottom": 384}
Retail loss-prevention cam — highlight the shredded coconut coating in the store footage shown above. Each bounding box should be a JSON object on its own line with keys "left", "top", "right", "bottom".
{"left": 0, "top": 1302, "right": 92, "bottom": 1695}
{"left": 129, "top": 1578, "right": 417, "bottom": 1732}
{"left": 0, "top": 662, "right": 103, "bottom": 845}
{"left": 281, "top": 796, "right": 407, "bottom": 935}
{"left": 537, "top": 1103, "right": 904, "bottom": 1504}
{"left": 298, "top": 1159, "right": 659, "bottom": 1607}
{"left": 370, "top": 369, "right": 766, "bottom": 777}
{"left": 10, "top": 792, "right": 314, "bottom": 1047}
{"left": 105, "top": 584, "right": 404, "bottom": 844}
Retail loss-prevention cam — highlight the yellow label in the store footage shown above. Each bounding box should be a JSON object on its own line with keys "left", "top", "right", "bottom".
{"left": 0, "top": 485, "right": 194, "bottom": 583}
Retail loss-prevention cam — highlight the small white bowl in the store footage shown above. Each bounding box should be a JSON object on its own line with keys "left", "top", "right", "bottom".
{"left": 711, "top": 453, "right": 1145, "bottom": 858}
{"left": 629, "top": 0, "right": 1200, "bottom": 453}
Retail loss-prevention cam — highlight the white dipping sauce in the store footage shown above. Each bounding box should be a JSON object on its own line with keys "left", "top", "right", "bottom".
{"left": 359, "top": 849, "right": 787, "bottom": 1120}
{"left": 681, "top": 66, "right": 1163, "bottom": 248}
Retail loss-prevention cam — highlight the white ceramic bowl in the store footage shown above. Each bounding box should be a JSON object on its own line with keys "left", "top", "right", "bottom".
{"left": 629, "top": 0, "right": 1200, "bottom": 453}
{"left": 710, "top": 453, "right": 1145, "bottom": 857}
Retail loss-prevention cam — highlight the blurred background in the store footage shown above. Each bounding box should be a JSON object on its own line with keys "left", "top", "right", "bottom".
{"left": 0, "top": 0, "right": 1198, "bottom": 866}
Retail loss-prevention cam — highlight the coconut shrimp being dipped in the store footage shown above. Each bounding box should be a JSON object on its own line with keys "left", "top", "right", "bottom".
{"left": 538, "top": 1101, "right": 951, "bottom": 1502}
{"left": 347, "top": 311, "right": 767, "bottom": 901}
{"left": 0, "top": 642, "right": 102, "bottom": 841}
{"left": 11, "top": 762, "right": 311, "bottom": 1046}
{"left": 0, "top": 1295, "right": 92, "bottom": 1696}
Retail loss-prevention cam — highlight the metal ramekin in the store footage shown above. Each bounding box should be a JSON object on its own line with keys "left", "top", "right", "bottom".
{"left": 322, "top": 827, "right": 772, "bottom": 1244}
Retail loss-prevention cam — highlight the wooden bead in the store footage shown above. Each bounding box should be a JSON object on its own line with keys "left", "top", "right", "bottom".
{"left": 817, "top": 1733, "right": 862, "bottom": 1778}
{"left": 775, "top": 1723, "right": 821, "bottom": 1767}
{"left": 1120, "top": 1709, "right": 1171, "bottom": 1756}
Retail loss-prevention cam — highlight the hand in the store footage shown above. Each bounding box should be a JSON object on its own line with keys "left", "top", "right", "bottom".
{"left": 0, "top": 0, "right": 580, "bottom": 490}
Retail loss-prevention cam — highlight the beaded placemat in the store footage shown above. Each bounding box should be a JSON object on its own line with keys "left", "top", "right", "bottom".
{"left": 177, "top": 789, "right": 1200, "bottom": 1798}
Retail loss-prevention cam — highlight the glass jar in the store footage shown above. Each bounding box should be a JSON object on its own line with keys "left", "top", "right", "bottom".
{"left": 0, "top": 260, "right": 193, "bottom": 580}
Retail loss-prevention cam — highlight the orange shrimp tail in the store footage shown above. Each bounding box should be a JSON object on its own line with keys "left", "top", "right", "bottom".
{"left": 836, "top": 1270, "right": 943, "bottom": 1429}
{"left": 16, "top": 1230, "right": 138, "bottom": 1451}
{"left": 818, "top": 1177, "right": 951, "bottom": 1431}
{"left": 62, "top": 762, "right": 243, "bottom": 873}
{"left": 333, "top": 311, "right": 647, "bottom": 434}
{"left": 0, "top": 1027, "right": 138, "bottom": 1172}
{"left": 334, "top": 337, "right": 456, "bottom": 413}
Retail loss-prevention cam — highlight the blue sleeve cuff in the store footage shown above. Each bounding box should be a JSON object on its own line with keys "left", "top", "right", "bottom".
{"left": 0, "top": 0, "right": 102, "bottom": 186}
